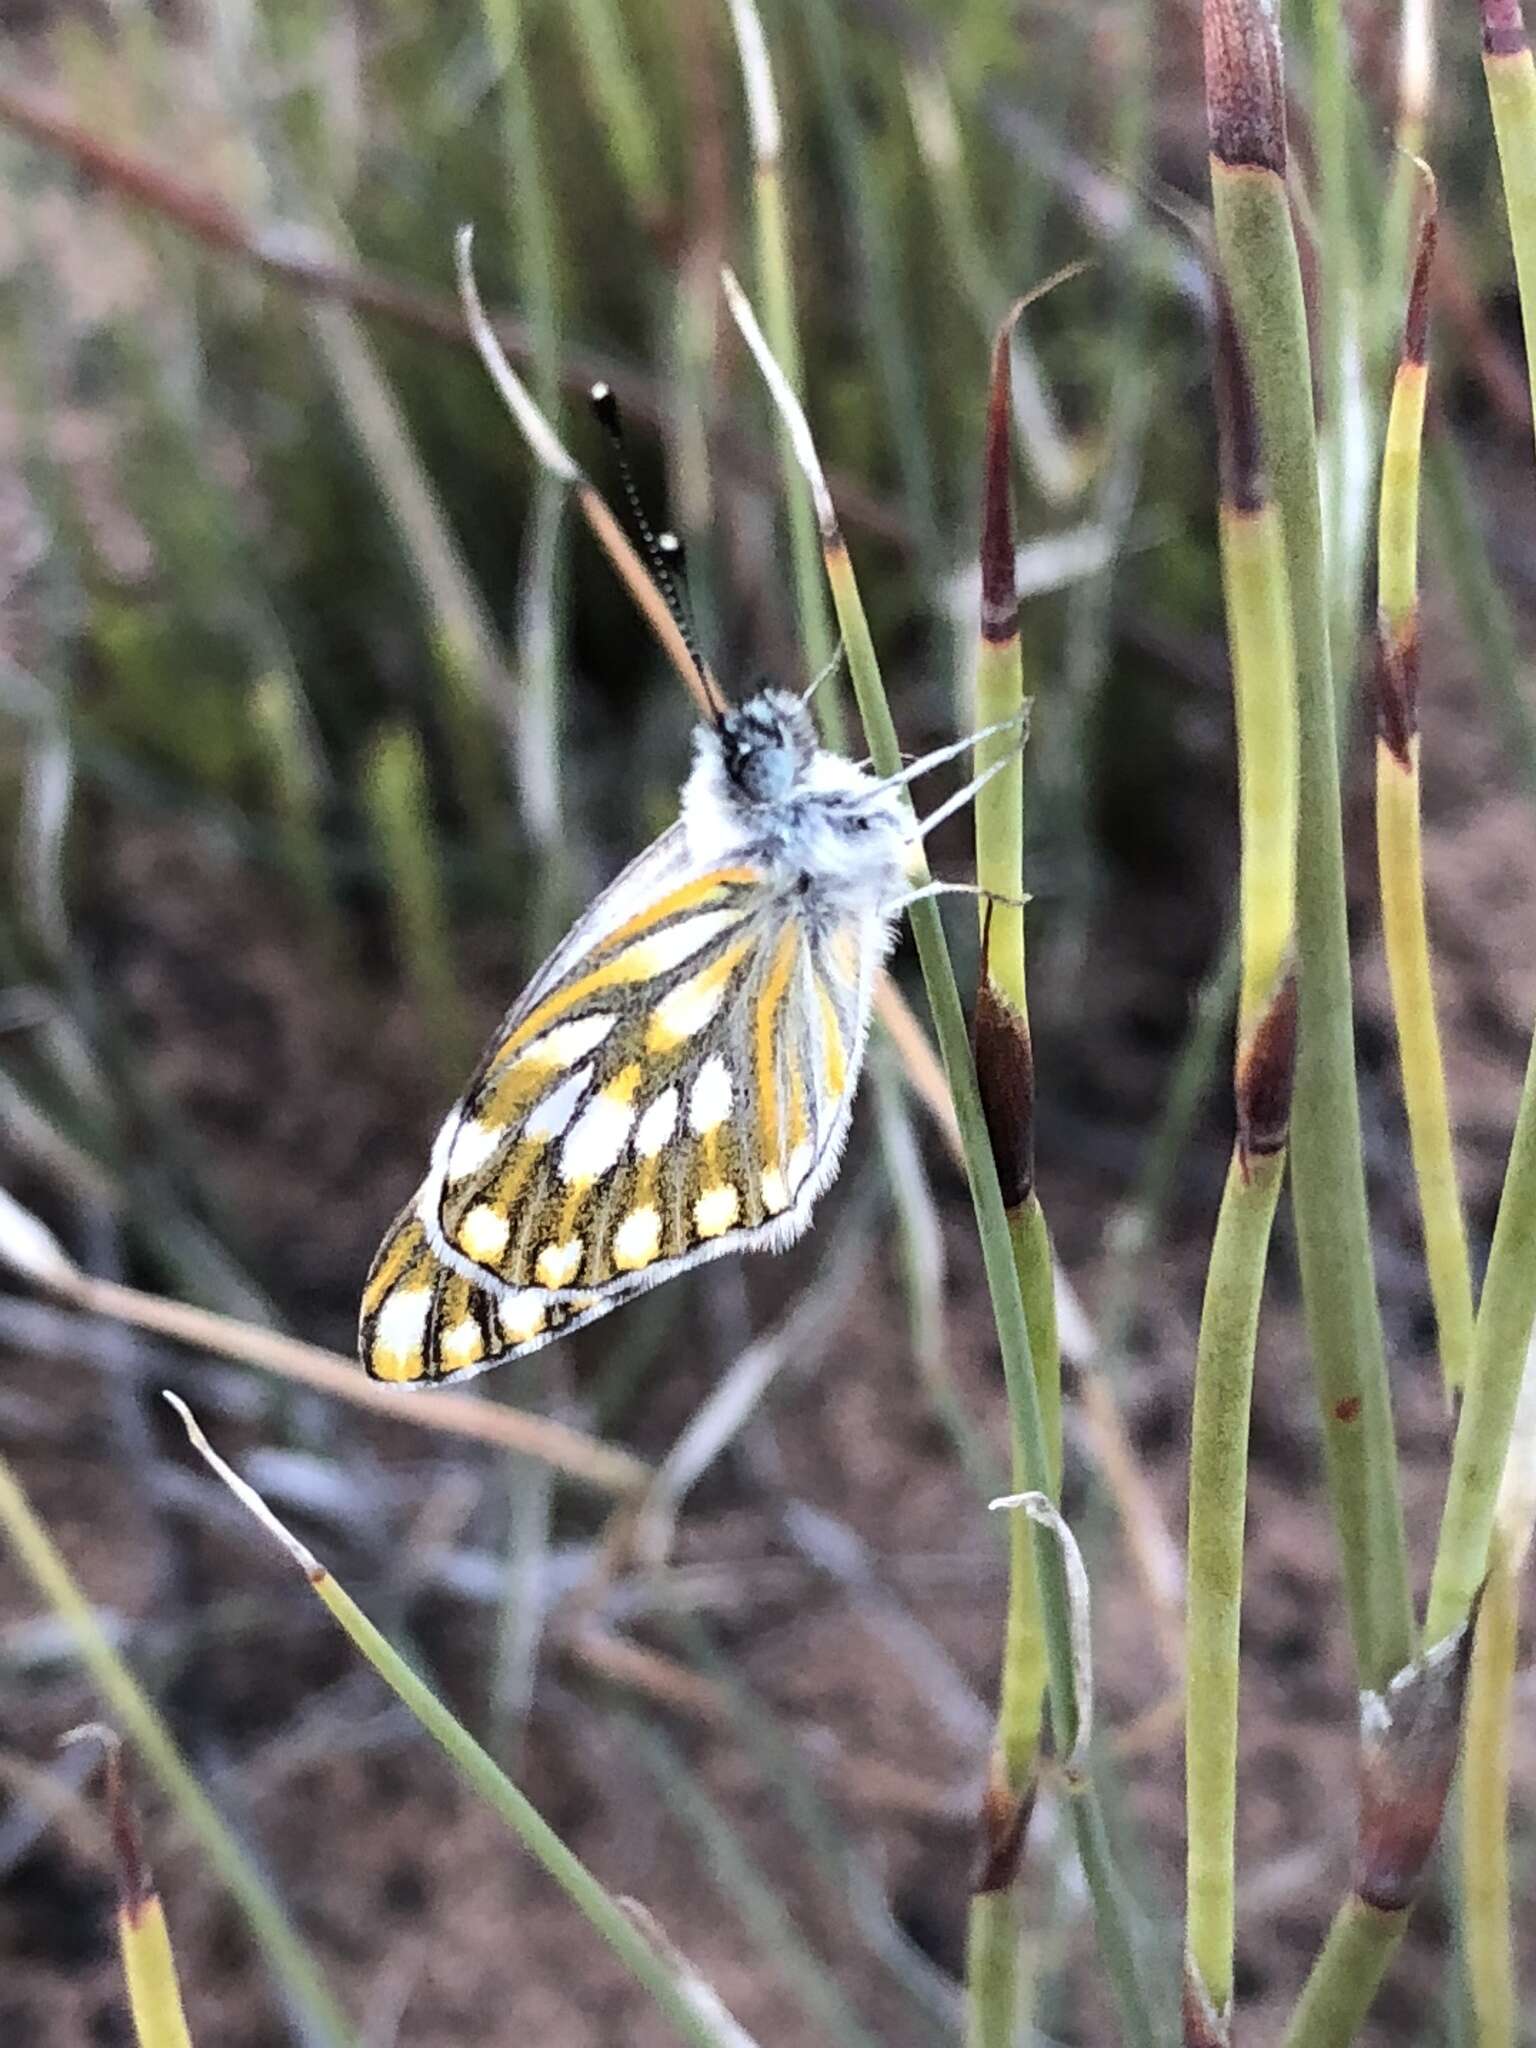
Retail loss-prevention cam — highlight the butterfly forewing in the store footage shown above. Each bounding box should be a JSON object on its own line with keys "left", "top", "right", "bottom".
{"left": 359, "top": 854, "right": 872, "bottom": 1383}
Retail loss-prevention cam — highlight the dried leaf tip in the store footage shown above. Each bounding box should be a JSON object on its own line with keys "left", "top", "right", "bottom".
{"left": 1214, "top": 289, "right": 1264, "bottom": 515}
{"left": 63, "top": 1727, "right": 152, "bottom": 1917}
{"left": 1235, "top": 966, "right": 1297, "bottom": 1164}
{"left": 163, "top": 1391, "right": 325, "bottom": 1583}
{"left": 980, "top": 316, "right": 1020, "bottom": 646}
{"left": 972, "top": 1769, "right": 1033, "bottom": 1895}
{"left": 1483, "top": 0, "right": 1530, "bottom": 57}
{"left": 1354, "top": 1612, "right": 1477, "bottom": 1912}
{"left": 1402, "top": 165, "right": 1438, "bottom": 370}
{"left": 1203, "top": 0, "right": 1287, "bottom": 174}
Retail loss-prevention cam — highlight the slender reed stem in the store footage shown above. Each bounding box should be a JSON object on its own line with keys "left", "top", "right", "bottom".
{"left": 165, "top": 1400, "right": 750, "bottom": 2048}
{"left": 1423, "top": 0, "right": 1536, "bottom": 1640}
{"left": 1372, "top": 181, "right": 1475, "bottom": 1396}
{"left": 965, "top": 306, "right": 1060, "bottom": 2048}
{"left": 1183, "top": 297, "right": 1297, "bottom": 2036}
{"left": 1462, "top": 1542, "right": 1518, "bottom": 2047}
{"left": 724, "top": 0, "right": 843, "bottom": 745}
{"left": 1205, "top": 0, "right": 1414, "bottom": 1690}
{"left": 1425, "top": 1052, "right": 1536, "bottom": 1637}
{"left": 1279, "top": 1899, "right": 1410, "bottom": 2048}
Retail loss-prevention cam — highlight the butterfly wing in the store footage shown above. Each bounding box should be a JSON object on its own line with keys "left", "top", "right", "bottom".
{"left": 360, "top": 835, "right": 887, "bottom": 1383}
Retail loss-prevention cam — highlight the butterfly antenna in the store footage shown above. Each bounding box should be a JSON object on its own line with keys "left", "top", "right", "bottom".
{"left": 801, "top": 638, "right": 846, "bottom": 706}
{"left": 589, "top": 384, "right": 717, "bottom": 718}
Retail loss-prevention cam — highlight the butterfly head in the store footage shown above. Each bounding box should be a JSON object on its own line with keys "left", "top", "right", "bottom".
{"left": 684, "top": 688, "right": 909, "bottom": 910}
{"left": 715, "top": 690, "right": 817, "bottom": 804}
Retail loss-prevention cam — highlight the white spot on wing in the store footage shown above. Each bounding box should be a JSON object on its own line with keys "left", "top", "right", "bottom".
{"left": 612, "top": 1205, "right": 661, "bottom": 1270}
{"left": 516, "top": 1013, "right": 616, "bottom": 1069}
{"left": 441, "top": 1316, "right": 484, "bottom": 1367}
{"left": 499, "top": 1291, "right": 547, "bottom": 1345}
{"left": 634, "top": 1088, "right": 679, "bottom": 1159}
{"left": 373, "top": 1287, "right": 432, "bottom": 1360}
{"left": 688, "top": 1055, "right": 734, "bottom": 1135}
{"left": 560, "top": 1090, "right": 637, "bottom": 1185}
{"left": 524, "top": 1064, "right": 594, "bottom": 1142}
{"left": 535, "top": 1238, "right": 584, "bottom": 1288}
{"left": 647, "top": 966, "right": 730, "bottom": 1048}
{"left": 613, "top": 909, "right": 741, "bottom": 978}
{"left": 459, "top": 1205, "right": 511, "bottom": 1262}
{"left": 446, "top": 1119, "right": 505, "bottom": 1182}
{"left": 693, "top": 1184, "right": 740, "bottom": 1237}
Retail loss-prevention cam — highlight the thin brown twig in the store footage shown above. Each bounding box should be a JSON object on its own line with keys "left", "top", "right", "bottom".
{"left": 46, "top": 1267, "right": 650, "bottom": 1497}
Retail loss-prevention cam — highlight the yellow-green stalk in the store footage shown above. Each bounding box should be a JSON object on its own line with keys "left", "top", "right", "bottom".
{"left": 1373, "top": 180, "right": 1475, "bottom": 1399}
{"left": 1423, "top": 0, "right": 1536, "bottom": 1646}
{"left": 165, "top": 1397, "right": 748, "bottom": 2048}
{"left": 1203, "top": 0, "right": 1414, "bottom": 1694}
{"left": 361, "top": 722, "right": 466, "bottom": 1083}
{"left": 1463, "top": 1541, "right": 1519, "bottom": 2048}
{"left": 1183, "top": 297, "right": 1297, "bottom": 2042}
{"left": 75, "top": 1732, "right": 195, "bottom": 2048}
{"left": 301, "top": 294, "right": 504, "bottom": 840}
{"left": 248, "top": 671, "right": 345, "bottom": 959}
{"left": 964, "top": 306, "right": 1061, "bottom": 2048}
{"left": 564, "top": 0, "right": 666, "bottom": 230}
{"left": 1461, "top": 1326, "right": 1536, "bottom": 2047}
{"left": 720, "top": 267, "right": 1160, "bottom": 2048}
{"left": 1484, "top": 0, "right": 1536, "bottom": 423}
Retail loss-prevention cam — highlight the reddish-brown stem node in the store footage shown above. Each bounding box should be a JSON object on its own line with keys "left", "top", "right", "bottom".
{"left": 974, "top": 914, "right": 1036, "bottom": 1210}
{"left": 971, "top": 1767, "right": 1035, "bottom": 1896}
{"left": 1373, "top": 619, "right": 1420, "bottom": 767}
{"left": 1335, "top": 1396, "right": 1363, "bottom": 1424}
{"left": 1483, "top": 0, "right": 1531, "bottom": 58}
{"left": 1214, "top": 288, "right": 1266, "bottom": 514}
{"left": 1235, "top": 969, "right": 1297, "bottom": 1165}
{"left": 1203, "top": 0, "right": 1287, "bottom": 174}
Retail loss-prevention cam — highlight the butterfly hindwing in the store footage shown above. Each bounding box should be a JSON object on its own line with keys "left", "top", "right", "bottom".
{"left": 359, "top": 1202, "right": 643, "bottom": 1382}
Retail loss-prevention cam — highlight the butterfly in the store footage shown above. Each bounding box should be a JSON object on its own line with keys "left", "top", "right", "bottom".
{"left": 358, "top": 680, "right": 1023, "bottom": 1385}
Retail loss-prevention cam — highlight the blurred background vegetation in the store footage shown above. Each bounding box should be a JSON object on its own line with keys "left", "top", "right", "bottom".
{"left": 1, "top": 0, "right": 1534, "bottom": 2043}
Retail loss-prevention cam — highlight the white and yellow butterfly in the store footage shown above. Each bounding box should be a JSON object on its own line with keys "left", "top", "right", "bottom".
{"left": 359, "top": 682, "right": 1019, "bottom": 1385}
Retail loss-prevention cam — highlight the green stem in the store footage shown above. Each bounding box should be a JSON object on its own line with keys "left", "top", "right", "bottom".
{"left": 1485, "top": 32, "right": 1536, "bottom": 432}
{"left": 824, "top": 543, "right": 1160, "bottom": 2048}
{"left": 1462, "top": 1544, "right": 1519, "bottom": 2048}
{"left": 1280, "top": 1898, "right": 1409, "bottom": 2048}
{"left": 1185, "top": 1148, "right": 1285, "bottom": 2015}
{"left": 310, "top": 1574, "right": 744, "bottom": 2048}
{"left": 1212, "top": 163, "right": 1414, "bottom": 1690}
{"left": 1425, "top": 1032, "right": 1536, "bottom": 1639}
{"left": 723, "top": 0, "right": 842, "bottom": 742}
